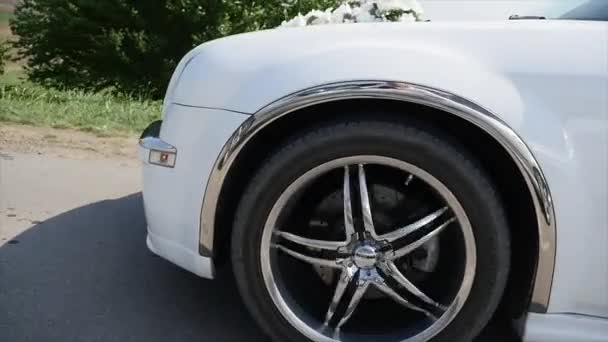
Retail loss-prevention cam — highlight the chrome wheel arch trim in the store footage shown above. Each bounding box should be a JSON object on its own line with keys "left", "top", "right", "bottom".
{"left": 198, "top": 80, "right": 556, "bottom": 312}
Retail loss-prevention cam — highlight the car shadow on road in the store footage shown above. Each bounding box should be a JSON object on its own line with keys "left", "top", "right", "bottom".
{"left": 0, "top": 193, "right": 518, "bottom": 342}
{"left": 0, "top": 193, "right": 268, "bottom": 342}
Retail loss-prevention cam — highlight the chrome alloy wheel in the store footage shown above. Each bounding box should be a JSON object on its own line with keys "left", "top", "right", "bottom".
{"left": 260, "top": 156, "right": 477, "bottom": 342}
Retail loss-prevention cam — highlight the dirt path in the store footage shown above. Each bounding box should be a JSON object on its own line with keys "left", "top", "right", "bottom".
{"left": 0, "top": 124, "right": 141, "bottom": 242}
{"left": 0, "top": 124, "right": 138, "bottom": 164}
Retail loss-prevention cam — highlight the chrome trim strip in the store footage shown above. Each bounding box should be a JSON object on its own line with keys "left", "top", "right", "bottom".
{"left": 139, "top": 137, "right": 177, "bottom": 154}
{"left": 199, "top": 80, "right": 556, "bottom": 312}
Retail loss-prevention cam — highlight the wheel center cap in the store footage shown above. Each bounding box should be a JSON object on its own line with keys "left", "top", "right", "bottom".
{"left": 353, "top": 245, "right": 378, "bottom": 269}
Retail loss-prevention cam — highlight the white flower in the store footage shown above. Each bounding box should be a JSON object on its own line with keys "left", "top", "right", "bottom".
{"left": 398, "top": 12, "right": 417, "bottom": 22}
{"left": 281, "top": 14, "right": 307, "bottom": 28}
{"left": 375, "top": 0, "right": 423, "bottom": 15}
{"left": 309, "top": 9, "right": 334, "bottom": 25}
{"left": 403, "top": 0, "right": 425, "bottom": 15}
{"left": 331, "top": 3, "right": 354, "bottom": 23}
{"left": 281, "top": 9, "right": 333, "bottom": 27}
{"left": 279, "top": 0, "right": 424, "bottom": 28}
{"left": 353, "top": 4, "right": 379, "bottom": 23}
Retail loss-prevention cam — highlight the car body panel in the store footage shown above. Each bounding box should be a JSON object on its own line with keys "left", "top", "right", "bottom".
{"left": 524, "top": 313, "right": 608, "bottom": 341}
{"left": 141, "top": 19, "right": 608, "bottom": 340}
{"left": 140, "top": 104, "right": 248, "bottom": 277}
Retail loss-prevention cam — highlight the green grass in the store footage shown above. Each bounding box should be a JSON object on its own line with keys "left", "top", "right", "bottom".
{"left": 0, "top": 71, "right": 162, "bottom": 135}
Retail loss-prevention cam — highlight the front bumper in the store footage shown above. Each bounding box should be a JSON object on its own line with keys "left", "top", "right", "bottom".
{"left": 138, "top": 105, "right": 249, "bottom": 280}
{"left": 139, "top": 118, "right": 214, "bottom": 278}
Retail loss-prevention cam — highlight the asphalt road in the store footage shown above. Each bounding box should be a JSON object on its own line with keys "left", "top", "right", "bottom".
{"left": 0, "top": 150, "right": 518, "bottom": 342}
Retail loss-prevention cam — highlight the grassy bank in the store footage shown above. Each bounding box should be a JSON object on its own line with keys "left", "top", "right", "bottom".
{"left": 0, "top": 71, "right": 162, "bottom": 136}
{"left": 1, "top": 8, "right": 161, "bottom": 136}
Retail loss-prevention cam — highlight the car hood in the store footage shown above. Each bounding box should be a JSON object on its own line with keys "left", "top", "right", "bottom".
{"left": 164, "top": 20, "right": 602, "bottom": 114}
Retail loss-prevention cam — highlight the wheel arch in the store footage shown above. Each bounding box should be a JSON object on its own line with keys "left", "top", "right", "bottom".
{"left": 200, "top": 81, "right": 556, "bottom": 316}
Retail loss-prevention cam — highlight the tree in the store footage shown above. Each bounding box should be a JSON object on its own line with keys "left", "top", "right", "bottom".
{"left": 10, "top": 0, "right": 339, "bottom": 98}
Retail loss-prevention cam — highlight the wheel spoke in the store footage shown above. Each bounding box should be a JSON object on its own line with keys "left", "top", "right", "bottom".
{"left": 324, "top": 269, "right": 355, "bottom": 325}
{"left": 336, "top": 282, "right": 369, "bottom": 329}
{"left": 273, "top": 244, "right": 342, "bottom": 269}
{"left": 382, "top": 261, "right": 446, "bottom": 311}
{"left": 390, "top": 216, "right": 456, "bottom": 260}
{"left": 358, "top": 164, "right": 378, "bottom": 237}
{"left": 324, "top": 268, "right": 368, "bottom": 330}
{"left": 377, "top": 207, "right": 449, "bottom": 242}
{"left": 275, "top": 231, "right": 346, "bottom": 250}
{"left": 343, "top": 166, "right": 356, "bottom": 240}
{"left": 372, "top": 281, "right": 440, "bottom": 320}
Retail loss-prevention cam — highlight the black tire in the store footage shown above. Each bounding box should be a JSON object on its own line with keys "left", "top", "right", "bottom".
{"left": 231, "top": 118, "right": 511, "bottom": 342}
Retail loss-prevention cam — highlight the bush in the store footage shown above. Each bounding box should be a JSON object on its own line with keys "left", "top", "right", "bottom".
{"left": 0, "top": 40, "right": 9, "bottom": 75}
{"left": 10, "top": 0, "right": 339, "bottom": 99}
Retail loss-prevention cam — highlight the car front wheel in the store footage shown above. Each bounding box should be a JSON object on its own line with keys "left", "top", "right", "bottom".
{"left": 232, "top": 118, "right": 511, "bottom": 342}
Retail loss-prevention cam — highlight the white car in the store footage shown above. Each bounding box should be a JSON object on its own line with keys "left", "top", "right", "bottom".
{"left": 138, "top": 2, "right": 608, "bottom": 341}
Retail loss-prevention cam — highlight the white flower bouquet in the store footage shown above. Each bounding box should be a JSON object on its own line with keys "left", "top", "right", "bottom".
{"left": 280, "top": 0, "right": 425, "bottom": 27}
